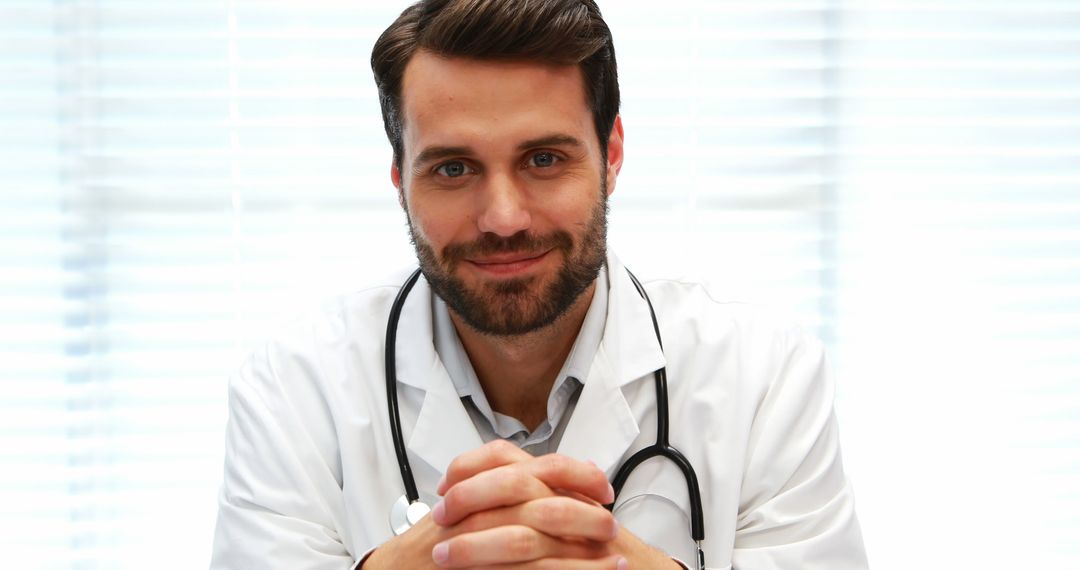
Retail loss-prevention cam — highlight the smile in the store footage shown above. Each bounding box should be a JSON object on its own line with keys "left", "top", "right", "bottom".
{"left": 465, "top": 250, "right": 551, "bottom": 277}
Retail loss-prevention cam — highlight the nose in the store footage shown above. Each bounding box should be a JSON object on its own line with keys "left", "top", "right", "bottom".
{"left": 475, "top": 172, "right": 531, "bottom": 237}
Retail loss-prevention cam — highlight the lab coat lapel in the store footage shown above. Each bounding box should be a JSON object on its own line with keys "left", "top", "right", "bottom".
{"left": 557, "top": 342, "right": 639, "bottom": 475}
{"left": 408, "top": 370, "right": 484, "bottom": 475}
{"left": 558, "top": 254, "right": 667, "bottom": 477}
{"left": 392, "top": 272, "right": 484, "bottom": 476}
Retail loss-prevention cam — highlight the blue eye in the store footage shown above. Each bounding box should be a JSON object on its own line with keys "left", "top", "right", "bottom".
{"left": 435, "top": 161, "right": 471, "bottom": 178}
{"left": 530, "top": 152, "right": 559, "bottom": 168}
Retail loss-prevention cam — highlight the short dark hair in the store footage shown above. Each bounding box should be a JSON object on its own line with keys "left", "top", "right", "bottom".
{"left": 371, "top": 0, "right": 620, "bottom": 168}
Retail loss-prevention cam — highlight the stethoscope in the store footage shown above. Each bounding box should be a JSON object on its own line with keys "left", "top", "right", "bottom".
{"left": 384, "top": 267, "right": 706, "bottom": 569}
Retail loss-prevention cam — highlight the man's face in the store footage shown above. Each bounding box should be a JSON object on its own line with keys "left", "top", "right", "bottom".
{"left": 392, "top": 50, "right": 624, "bottom": 336}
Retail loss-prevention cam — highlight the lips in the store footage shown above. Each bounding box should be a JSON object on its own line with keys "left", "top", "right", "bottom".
{"left": 466, "top": 250, "right": 551, "bottom": 276}
{"left": 469, "top": 250, "right": 548, "bottom": 265}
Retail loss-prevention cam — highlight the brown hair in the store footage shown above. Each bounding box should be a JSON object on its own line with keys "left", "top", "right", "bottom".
{"left": 371, "top": 0, "right": 620, "bottom": 168}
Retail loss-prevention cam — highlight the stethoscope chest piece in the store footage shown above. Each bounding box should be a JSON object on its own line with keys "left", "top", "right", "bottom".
{"left": 390, "top": 493, "right": 431, "bottom": 536}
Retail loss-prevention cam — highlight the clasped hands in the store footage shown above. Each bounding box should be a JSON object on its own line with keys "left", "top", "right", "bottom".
{"left": 362, "top": 440, "right": 679, "bottom": 569}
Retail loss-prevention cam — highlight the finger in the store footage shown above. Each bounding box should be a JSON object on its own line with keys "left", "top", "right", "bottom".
{"left": 439, "top": 439, "right": 531, "bottom": 495}
{"left": 437, "top": 454, "right": 614, "bottom": 526}
{"left": 525, "top": 454, "right": 614, "bottom": 504}
{"left": 435, "top": 463, "right": 555, "bottom": 526}
{"left": 440, "top": 444, "right": 613, "bottom": 505}
{"left": 556, "top": 488, "right": 604, "bottom": 507}
{"left": 432, "top": 524, "right": 607, "bottom": 568}
{"left": 455, "top": 496, "right": 619, "bottom": 542}
{"left": 483, "top": 554, "right": 629, "bottom": 570}
{"left": 437, "top": 456, "right": 614, "bottom": 526}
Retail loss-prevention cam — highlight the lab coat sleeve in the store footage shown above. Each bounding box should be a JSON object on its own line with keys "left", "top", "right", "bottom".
{"left": 732, "top": 328, "right": 868, "bottom": 569}
{"left": 211, "top": 341, "right": 356, "bottom": 570}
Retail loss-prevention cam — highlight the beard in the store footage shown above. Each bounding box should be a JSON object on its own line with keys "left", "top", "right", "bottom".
{"left": 406, "top": 187, "right": 608, "bottom": 337}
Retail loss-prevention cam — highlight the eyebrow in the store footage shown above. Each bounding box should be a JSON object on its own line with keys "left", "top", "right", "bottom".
{"left": 411, "top": 134, "right": 585, "bottom": 170}
{"left": 413, "top": 145, "right": 473, "bottom": 169}
{"left": 516, "top": 134, "right": 584, "bottom": 151}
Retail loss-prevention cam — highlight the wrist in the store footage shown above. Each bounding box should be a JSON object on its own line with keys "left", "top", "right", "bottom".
{"left": 612, "top": 524, "right": 684, "bottom": 569}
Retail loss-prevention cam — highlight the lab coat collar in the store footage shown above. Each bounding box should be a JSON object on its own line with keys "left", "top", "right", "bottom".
{"left": 597, "top": 252, "right": 668, "bottom": 389}
{"left": 408, "top": 363, "right": 485, "bottom": 475}
{"left": 392, "top": 273, "right": 437, "bottom": 392}
{"left": 393, "top": 273, "right": 485, "bottom": 473}
{"left": 556, "top": 252, "right": 667, "bottom": 476}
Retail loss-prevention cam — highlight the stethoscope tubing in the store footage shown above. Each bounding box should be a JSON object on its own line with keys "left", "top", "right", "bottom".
{"left": 385, "top": 268, "right": 424, "bottom": 504}
{"left": 615, "top": 271, "right": 705, "bottom": 543}
{"left": 384, "top": 267, "right": 705, "bottom": 567}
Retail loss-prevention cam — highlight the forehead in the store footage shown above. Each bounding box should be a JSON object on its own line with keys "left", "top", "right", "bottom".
{"left": 398, "top": 50, "right": 594, "bottom": 153}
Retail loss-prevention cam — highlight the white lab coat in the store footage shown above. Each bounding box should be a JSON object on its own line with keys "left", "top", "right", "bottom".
{"left": 211, "top": 253, "right": 868, "bottom": 569}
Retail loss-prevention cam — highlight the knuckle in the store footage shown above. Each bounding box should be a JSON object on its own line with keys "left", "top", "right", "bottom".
{"left": 448, "top": 537, "right": 473, "bottom": 564}
{"left": 536, "top": 497, "right": 573, "bottom": 530}
{"left": 602, "top": 510, "right": 619, "bottom": 539}
{"left": 543, "top": 453, "right": 571, "bottom": 474}
{"left": 456, "top": 510, "right": 486, "bottom": 533}
{"left": 506, "top": 525, "right": 540, "bottom": 559}
{"left": 500, "top": 467, "right": 531, "bottom": 493}
{"left": 442, "top": 485, "right": 468, "bottom": 516}
{"left": 488, "top": 439, "right": 517, "bottom": 457}
{"left": 445, "top": 455, "right": 467, "bottom": 481}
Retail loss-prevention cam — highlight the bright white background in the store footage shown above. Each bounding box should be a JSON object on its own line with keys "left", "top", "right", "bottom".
{"left": 2, "top": 1, "right": 1078, "bottom": 568}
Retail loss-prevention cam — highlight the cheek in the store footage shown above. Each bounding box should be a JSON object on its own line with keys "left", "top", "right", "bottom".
{"left": 409, "top": 201, "right": 475, "bottom": 248}
{"left": 552, "top": 192, "right": 602, "bottom": 229}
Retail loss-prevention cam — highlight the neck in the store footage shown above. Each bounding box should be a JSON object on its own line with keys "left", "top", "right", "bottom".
{"left": 450, "top": 282, "right": 596, "bottom": 431}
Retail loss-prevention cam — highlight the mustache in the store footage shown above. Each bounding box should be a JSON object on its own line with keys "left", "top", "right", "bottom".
{"left": 442, "top": 231, "right": 574, "bottom": 269}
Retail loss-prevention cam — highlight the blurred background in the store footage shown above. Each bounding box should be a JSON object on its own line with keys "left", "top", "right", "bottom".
{"left": 2, "top": 0, "right": 1078, "bottom": 568}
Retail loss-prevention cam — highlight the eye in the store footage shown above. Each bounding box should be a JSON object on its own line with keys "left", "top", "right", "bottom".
{"left": 528, "top": 152, "right": 560, "bottom": 168}
{"left": 435, "top": 160, "right": 473, "bottom": 178}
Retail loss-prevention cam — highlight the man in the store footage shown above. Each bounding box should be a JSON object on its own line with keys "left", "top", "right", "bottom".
{"left": 211, "top": 1, "right": 868, "bottom": 568}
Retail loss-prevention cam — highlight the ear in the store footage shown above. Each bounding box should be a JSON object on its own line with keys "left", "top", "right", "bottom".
{"left": 391, "top": 159, "right": 406, "bottom": 210}
{"left": 604, "top": 115, "right": 624, "bottom": 197}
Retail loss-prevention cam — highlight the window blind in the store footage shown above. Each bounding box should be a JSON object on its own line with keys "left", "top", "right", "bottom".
{"left": 828, "top": 3, "right": 1080, "bottom": 568}
{"left": 2, "top": 2, "right": 411, "bottom": 567}
{"left": 610, "top": 2, "right": 841, "bottom": 337}
{"left": 1, "top": 1, "right": 1077, "bottom": 568}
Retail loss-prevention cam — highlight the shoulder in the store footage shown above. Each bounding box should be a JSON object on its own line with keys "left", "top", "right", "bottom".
{"left": 642, "top": 275, "right": 817, "bottom": 349}
{"left": 273, "top": 266, "right": 416, "bottom": 349}
{"left": 235, "top": 265, "right": 419, "bottom": 394}
{"left": 314, "top": 269, "right": 417, "bottom": 344}
{"left": 634, "top": 273, "right": 827, "bottom": 401}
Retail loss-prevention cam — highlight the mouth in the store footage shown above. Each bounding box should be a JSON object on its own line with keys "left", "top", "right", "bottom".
{"left": 465, "top": 249, "right": 551, "bottom": 276}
